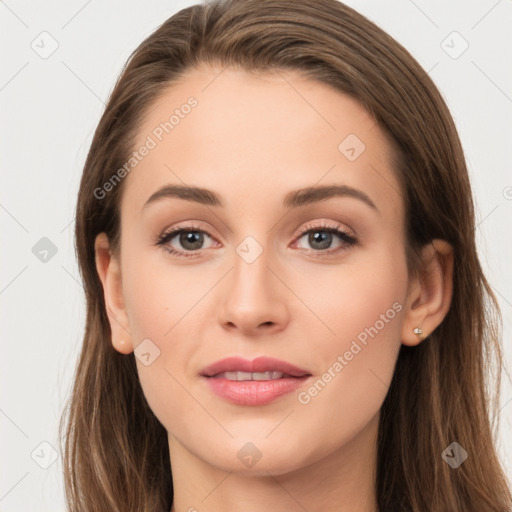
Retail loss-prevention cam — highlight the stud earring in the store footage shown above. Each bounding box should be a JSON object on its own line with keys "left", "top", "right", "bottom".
{"left": 413, "top": 327, "right": 423, "bottom": 336}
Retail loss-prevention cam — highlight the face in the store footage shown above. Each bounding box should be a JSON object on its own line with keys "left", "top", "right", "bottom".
{"left": 98, "top": 64, "right": 415, "bottom": 476}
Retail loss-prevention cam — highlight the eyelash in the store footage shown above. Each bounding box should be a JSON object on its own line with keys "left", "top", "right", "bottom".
{"left": 154, "top": 221, "right": 358, "bottom": 258}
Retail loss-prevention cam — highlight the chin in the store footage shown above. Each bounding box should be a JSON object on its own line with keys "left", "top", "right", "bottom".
{"left": 198, "top": 433, "right": 321, "bottom": 477}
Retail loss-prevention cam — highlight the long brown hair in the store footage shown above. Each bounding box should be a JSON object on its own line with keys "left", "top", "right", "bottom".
{"left": 59, "top": 1, "right": 512, "bottom": 510}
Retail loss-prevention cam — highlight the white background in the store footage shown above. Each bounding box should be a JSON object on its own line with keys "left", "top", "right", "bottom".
{"left": 1, "top": 0, "right": 511, "bottom": 510}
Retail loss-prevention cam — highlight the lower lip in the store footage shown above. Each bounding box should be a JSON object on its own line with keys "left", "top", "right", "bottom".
{"left": 203, "top": 376, "right": 310, "bottom": 405}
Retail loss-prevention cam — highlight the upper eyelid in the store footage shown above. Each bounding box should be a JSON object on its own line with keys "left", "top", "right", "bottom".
{"left": 160, "top": 220, "right": 351, "bottom": 238}
{"left": 296, "top": 221, "right": 355, "bottom": 237}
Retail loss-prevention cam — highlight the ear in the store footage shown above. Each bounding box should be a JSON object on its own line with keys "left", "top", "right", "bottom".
{"left": 401, "top": 239, "right": 454, "bottom": 346}
{"left": 94, "top": 233, "right": 134, "bottom": 354}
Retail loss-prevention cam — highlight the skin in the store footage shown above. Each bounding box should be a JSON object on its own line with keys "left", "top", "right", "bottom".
{"left": 95, "top": 64, "right": 453, "bottom": 512}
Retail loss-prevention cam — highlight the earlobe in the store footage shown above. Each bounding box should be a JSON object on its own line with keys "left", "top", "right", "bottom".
{"left": 94, "top": 233, "right": 134, "bottom": 354}
{"left": 401, "top": 239, "right": 454, "bottom": 346}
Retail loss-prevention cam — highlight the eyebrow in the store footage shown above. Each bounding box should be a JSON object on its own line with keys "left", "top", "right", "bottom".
{"left": 142, "top": 183, "right": 378, "bottom": 212}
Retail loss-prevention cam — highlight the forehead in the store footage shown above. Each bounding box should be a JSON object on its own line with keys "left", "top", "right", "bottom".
{"left": 122, "top": 64, "right": 403, "bottom": 222}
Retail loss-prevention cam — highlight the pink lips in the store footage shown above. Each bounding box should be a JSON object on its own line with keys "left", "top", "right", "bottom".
{"left": 200, "top": 356, "right": 312, "bottom": 406}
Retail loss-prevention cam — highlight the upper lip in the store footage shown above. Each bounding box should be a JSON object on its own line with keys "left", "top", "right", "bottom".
{"left": 200, "top": 356, "right": 311, "bottom": 378}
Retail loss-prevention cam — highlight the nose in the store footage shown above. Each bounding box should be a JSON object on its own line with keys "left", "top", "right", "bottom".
{"left": 217, "top": 244, "right": 290, "bottom": 337}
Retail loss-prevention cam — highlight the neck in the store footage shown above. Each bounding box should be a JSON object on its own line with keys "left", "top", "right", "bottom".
{"left": 168, "top": 412, "right": 380, "bottom": 512}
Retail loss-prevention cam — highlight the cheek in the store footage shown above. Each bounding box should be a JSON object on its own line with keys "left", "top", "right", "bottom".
{"left": 293, "top": 246, "right": 407, "bottom": 438}
{"left": 303, "top": 242, "right": 407, "bottom": 355}
{"left": 121, "top": 239, "right": 198, "bottom": 342}
{"left": 119, "top": 244, "right": 211, "bottom": 424}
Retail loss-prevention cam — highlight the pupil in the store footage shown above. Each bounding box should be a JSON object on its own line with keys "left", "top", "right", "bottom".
{"left": 181, "top": 231, "right": 203, "bottom": 250}
{"left": 310, "top": 231, "right": 331, "bottom": 250}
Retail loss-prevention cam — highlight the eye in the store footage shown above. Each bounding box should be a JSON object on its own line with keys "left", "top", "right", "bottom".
{"left": 293, "top": 221, "right": 357, "bottom": 256}
{"left": 154, "top": 221, "right": 358, "bottom": 258}
{"left": 154, "top": 222, "right": 216, "bottom": 258}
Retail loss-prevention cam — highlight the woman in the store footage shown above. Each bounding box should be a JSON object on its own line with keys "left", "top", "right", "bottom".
{"left": 59, "top": 0, "right": 512, "bottom": 510}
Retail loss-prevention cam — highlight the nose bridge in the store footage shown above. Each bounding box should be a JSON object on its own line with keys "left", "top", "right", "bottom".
{"left": 231, "top": 232, "right": 275, "bottom": 303}
{"left": 216, "top": 230, "right": 289, "bottom": 333}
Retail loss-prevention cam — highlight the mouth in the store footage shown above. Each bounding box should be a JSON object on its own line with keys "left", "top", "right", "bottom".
{"left": 200, "top": 356, "right": 312, "bottom": 406}
{"left": 211, "top": 370, "right": 296, "bottom": 381}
